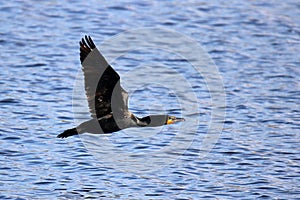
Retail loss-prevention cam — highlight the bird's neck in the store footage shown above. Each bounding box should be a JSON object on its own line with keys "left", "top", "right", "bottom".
{"left": 136, "top": 115, "right": 168, "bottom": 127}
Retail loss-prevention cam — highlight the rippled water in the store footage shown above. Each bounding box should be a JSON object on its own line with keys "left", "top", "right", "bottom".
{"left": 1, "top": 0, "right": 299, "bottom": 199}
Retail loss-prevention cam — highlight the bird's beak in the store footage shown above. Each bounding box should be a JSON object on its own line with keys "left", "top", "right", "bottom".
{"left": 167, "top": 117, "right": 185, "bottom": 125}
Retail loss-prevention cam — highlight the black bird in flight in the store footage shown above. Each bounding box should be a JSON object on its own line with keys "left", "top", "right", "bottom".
{"left": 58, "top": 36, "right": 185, "bottom": 138}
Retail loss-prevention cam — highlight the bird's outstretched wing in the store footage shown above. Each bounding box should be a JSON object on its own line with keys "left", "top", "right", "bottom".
{"left": 80, "top": 36, "right": 128, "bottom": 119}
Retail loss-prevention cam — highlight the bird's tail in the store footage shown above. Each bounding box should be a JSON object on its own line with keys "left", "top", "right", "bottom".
{"left": 57, "top": 128, "right": 78, "bottom": 138}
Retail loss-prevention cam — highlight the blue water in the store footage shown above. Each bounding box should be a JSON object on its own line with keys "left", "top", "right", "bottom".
{"left": 1, "top": 0, "right": 299, "bottom": 199}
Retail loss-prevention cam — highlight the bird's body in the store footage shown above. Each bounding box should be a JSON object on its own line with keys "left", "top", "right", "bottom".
{"left": 58, "top": 36, "right": 184, "bottom": 138}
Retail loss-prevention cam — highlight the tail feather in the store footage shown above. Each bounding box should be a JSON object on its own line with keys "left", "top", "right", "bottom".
{"left": 57, "top": 128, "right": 78, "bottom": 138}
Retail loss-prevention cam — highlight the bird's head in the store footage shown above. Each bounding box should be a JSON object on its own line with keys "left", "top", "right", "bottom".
{"left": 136, "top": 115, "right": 185, "bottom": 127}
{"left": 166, "top": 115, "right": 185, "bottom": 125}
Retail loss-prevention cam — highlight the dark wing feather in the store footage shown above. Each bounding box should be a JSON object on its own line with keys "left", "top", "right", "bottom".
{"left": 80, "top": 35, "right": 128, "bottom": 119}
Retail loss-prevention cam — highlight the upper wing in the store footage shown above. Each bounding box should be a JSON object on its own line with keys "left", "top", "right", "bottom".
{"left": 80, "top": 36, "right": 128, "bottom": 119}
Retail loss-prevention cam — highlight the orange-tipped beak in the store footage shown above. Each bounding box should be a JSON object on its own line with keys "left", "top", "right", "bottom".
{"left": 167, "top": 117, "right": 185, "bottom": 125}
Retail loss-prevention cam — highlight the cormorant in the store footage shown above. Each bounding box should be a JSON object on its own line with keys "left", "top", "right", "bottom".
{"left": 57, "top": 36, "right": 185, "bottom": 138}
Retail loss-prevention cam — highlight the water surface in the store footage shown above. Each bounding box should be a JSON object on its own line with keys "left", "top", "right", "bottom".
{"left": 0, "top": 0, "right": 299, "bottom": 199}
